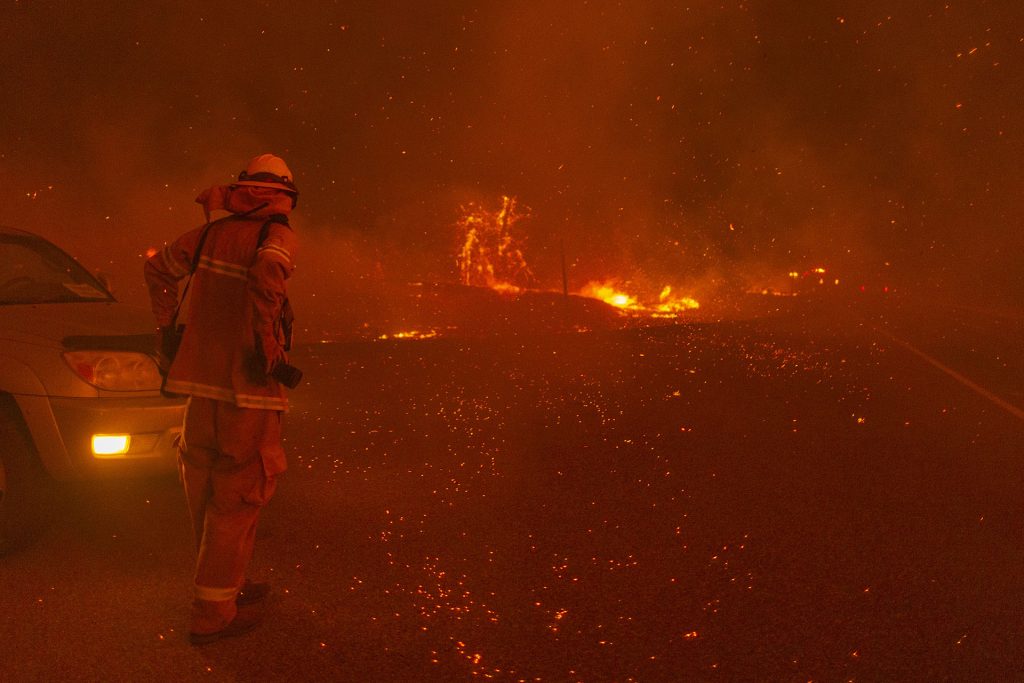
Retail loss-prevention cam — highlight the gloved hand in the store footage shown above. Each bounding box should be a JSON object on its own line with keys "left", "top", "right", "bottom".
{"left": 252, "top": 331, "right": 302, "bottom": 388}
{"left": 255, "top": 332, "right": 287, "bottom": 376}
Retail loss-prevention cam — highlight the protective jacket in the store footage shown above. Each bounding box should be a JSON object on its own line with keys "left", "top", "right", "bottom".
{"left": 145, "top": 189, "right": 297, "bottom": 412}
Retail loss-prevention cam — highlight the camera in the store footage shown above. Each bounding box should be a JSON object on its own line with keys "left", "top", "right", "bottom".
{"left": 271, "top": 362, "right": 303, "bottom": 389}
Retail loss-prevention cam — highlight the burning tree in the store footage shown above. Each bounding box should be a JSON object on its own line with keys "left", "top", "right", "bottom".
{"left": 456, "top": 195, "right": 534, "bottom": 290}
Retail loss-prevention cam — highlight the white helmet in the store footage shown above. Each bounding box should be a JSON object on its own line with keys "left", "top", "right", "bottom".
{"left": 234, "top": 153, "right": 299, "bottom": 197}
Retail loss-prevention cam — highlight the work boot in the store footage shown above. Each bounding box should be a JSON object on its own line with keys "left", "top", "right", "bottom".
{"left": 237, "top": 579, "right": 271, "bottom": 606}
{"left": 189, "top": 603, "right": 263, "bottom": 645}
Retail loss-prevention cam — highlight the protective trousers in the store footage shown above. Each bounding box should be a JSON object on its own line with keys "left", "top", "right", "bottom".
{"left": 178, "top": 396, "right": 285, "bottom": 634}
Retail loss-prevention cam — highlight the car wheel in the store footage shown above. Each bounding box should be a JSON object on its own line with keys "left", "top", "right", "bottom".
{"left": 0, "top": 411, "right": 51, "bottom": 556}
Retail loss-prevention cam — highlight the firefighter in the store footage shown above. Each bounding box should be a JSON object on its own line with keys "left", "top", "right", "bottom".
{"left": 145, "top": 153, "right": 299, "bottom": 644}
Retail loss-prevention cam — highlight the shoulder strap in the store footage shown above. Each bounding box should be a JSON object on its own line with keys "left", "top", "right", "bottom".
{"left": 256, "top": 213, "right": 291, "bottom": 252}
{"left": 167, "top": 220, "right": 215, "bottom": 328}
{"left": 188, "top": 221, "right": 215, "bottom": 274}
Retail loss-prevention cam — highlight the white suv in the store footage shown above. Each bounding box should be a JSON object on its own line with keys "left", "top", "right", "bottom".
{"left": 0, "top": 226, "right": 185, "bottom": 553}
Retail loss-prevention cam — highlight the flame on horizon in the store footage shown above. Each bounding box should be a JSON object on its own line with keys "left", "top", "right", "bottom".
{"left": 579, "top": 280, "right": 641, "bottom": 311}
{"left": 377, "top": 329, "right": 440, "bottom": 341}
{"left": 653, "top": 285, "right": 700, "bottom": 317}
{"left": 580, "top": 280, "right": 699, "bottom": 318}
{"left": 454, "top": 196, "right": 699, "bottom": 321}
{"left": 456, "top": 195, "right": 533, "bottom": 291}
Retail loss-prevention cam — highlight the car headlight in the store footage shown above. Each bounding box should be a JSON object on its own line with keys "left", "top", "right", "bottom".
{"left": 62, "top": 350, "right": 163, "bottom": 391}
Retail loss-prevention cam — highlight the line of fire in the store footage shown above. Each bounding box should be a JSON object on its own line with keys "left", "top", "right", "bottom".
{"left": 318, "top": 194, "right": 871, "bottom": 344}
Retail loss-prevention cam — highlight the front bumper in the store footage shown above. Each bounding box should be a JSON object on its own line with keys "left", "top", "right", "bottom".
{"left": 17, "top": 393, "right": 186, "bottom": 480}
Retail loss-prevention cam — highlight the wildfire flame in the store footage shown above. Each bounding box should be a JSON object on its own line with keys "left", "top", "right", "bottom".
{"left": 579, "top": 281, "right": 641, "bottom": 311}
{"left": 580, "top": 281, "right": 699, "bottom": 318}
{"left": 456, "top": 195, "right": 532, "bottom": 291}
{"left": 654, "top": 285, "right": 700, "bottom": 317}
{"left": 453, "top": 195, "right": 699, "bottom": 322}
{"left": 377, "top": 329, "right": 440, "bottom": 341}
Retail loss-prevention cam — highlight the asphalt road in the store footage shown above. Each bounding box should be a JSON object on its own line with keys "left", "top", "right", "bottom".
{"left": 1, "top": 299, "right": 1022, "bottom": 681}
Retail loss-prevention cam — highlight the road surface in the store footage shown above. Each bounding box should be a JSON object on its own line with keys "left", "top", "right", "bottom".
{"left": 2, "top": 298, "right": 1021, "bottom": 681}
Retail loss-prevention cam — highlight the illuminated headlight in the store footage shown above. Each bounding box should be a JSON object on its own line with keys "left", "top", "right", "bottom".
{"left": 63, "top": 351, "right": 162, "bottom": 391}
{"left": 92, "top": 434, "right": 131, "bottom": 456}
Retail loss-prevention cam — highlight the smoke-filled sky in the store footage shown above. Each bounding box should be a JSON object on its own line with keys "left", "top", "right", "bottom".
{"left": 1, "top": 1, "right": 1021, "bottom": 304}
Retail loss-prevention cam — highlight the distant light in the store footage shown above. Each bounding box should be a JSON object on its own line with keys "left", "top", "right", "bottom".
{"left": 92, "top": 434, "right": 130, "bottom": 456}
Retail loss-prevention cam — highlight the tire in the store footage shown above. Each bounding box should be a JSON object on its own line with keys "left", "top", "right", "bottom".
{"left": 0, "top": 410, "right": 51, "bottom": 556}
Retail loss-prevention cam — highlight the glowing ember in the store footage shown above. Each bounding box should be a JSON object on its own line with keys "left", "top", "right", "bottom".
{"left": 456, "top": 195, "right": 533, "bottom": 290}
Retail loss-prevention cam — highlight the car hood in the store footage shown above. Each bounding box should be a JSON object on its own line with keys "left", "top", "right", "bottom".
{"left": 0, "top": 302, "right": 155, "bottom": 348}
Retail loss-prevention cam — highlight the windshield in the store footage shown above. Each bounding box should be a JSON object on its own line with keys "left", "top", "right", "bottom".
{"left": 0, "top": 233, "right": 114, "bottom": 305}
